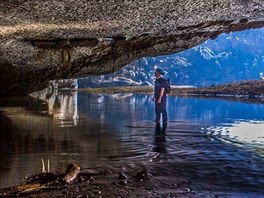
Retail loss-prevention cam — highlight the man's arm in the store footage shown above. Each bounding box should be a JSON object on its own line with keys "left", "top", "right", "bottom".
{"left": 158, "top": 88, "right": 165, "bottom": 103}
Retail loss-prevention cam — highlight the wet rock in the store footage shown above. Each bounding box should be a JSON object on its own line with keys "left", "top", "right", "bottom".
{"left": 136, "top": 170, "right": 153, "bottom": 181}
{"left": 25, "top": 173, "right": 58, "bottom": 185}
{"left": 117, "top": 180, "right": 128, "bottom": 185}
{"left": 118, "top": 172, "right": 128, "bottom": 180}
{"left": 0, "top": 163, "right": 80, "bottom": 197}
{"left": 76, "top": 173, "right": 93, "bottom": 183}
{"left": 113, "top": 176, "right": 128, "bottom": 186}
{"left": 62, "top": 163, "right": 81, "bottom": 183}
{"left": 180, "top": 180, "right": 189, "bottom": 185}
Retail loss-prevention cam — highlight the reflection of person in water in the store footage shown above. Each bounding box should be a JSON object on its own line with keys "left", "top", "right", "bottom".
{"left": 153, "top": 130, "right": 167, "bottom": 154}
{"left": 152, "top": 68, "right": 168, "bottom": 132}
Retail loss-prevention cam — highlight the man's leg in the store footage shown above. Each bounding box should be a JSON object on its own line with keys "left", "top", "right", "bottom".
{"left": 161, "top": 101, "right": 168, "bottom": 131}
{"left": 155, "top": 103, "right": 161, "bottom": 122}
{"left": 162, "top": 115, "right": 168, "bottom": 131}
{"left": 155, "top": 103, "right": 161, "bottom": 131}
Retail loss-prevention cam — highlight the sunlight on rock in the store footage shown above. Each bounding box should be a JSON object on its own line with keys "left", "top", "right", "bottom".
{"left": 0, "top": 21, "right": 122, "bottom": 36}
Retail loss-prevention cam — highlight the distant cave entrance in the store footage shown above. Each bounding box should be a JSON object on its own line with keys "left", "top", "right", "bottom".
{"left": 77, "top": 27, "right": 264, "bottom": 89}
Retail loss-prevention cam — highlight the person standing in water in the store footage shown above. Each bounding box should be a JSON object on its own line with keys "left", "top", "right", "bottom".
{"left": 153, "top": 68, "right": 168, "bottom": 131}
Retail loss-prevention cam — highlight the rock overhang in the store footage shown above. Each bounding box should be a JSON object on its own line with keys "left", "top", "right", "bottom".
{"left": 1, "top": 0, "right": 264, "bottom": 95}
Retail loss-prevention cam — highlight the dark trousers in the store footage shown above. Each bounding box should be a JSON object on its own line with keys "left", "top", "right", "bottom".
{"left": 155, "top": 101, "right": 168, "bottom": 123}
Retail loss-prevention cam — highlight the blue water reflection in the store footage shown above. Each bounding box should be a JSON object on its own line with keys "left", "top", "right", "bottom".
{"left": 1, "top": 92, "right": 264, "bottom": 194}
{"left": 167, "top": 97, "right": 264, "bottom": 124}
{"left": 77, "top": 93, "right": 264, "bottom": 152}
{"left": 167, "top": 97, "right": 264, "bottom": 149}
{"left": 78, "top": 93, "right": 264, "bottom": 131}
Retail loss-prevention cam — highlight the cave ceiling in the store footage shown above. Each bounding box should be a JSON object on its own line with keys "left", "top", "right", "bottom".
{"left": 1, "top": 0, "right": 264, "bottom": 95}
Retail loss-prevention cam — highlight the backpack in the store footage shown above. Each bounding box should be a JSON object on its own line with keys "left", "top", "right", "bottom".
{"left": 165, "top": 78, "right": 171, "bottom": 94}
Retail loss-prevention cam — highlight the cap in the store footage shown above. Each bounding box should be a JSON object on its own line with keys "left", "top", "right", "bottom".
{"left": 155, "top": 68, "right": 165, "bottom": 75}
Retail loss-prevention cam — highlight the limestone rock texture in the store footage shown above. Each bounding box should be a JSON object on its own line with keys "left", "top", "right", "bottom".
{"left": 1, "top": 0, "right": 264, "bottom": 95}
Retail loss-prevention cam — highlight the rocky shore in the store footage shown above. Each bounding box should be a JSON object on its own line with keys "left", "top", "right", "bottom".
{"left": 80, "top": 80, "right": 264, "bottom": 103}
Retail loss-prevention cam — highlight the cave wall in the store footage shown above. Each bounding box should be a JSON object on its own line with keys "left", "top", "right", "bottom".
{"left": 1, "top": 0, "right": 264, "bottom": 95}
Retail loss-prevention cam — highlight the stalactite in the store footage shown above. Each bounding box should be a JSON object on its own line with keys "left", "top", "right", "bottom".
{"left": 61, "top": 48, "right": 72, "bottom": 74}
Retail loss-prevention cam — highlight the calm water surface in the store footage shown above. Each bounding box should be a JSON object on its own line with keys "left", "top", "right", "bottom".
{"left": 0, "top": 91, "right": 264, "bottom": 195}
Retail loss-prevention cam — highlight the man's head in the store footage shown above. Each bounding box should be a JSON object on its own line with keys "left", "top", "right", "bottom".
{"left": 155, "top": 68, "right": 164, "bottom": 78}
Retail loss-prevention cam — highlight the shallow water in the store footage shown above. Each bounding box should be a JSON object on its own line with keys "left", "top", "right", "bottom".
{"left": 0, "top": 92, "right": 264, "bottom": 196}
